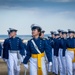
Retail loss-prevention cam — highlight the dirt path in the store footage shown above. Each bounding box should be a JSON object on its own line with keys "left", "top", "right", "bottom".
{"left": 0, "top": 59, "right": 53, "bottom": 75}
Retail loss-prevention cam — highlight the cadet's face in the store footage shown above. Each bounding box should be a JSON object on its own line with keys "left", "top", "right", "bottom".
{"left": 59, "top": 33, "right": 62, "bottom": 37}
{"left": 63, "top": 34, "right": 67, "bottom": 38}
{"left": 32, "top": 29, "right": 40, "bottom": 37}
{"left": 10, "top": 32, "right": 16, "bottom": 37}
{"left": 69, "top": 33, "right": 74, "bottom": 37}
{"left": 52, "top": 34, "right": 55, "bottom": 38}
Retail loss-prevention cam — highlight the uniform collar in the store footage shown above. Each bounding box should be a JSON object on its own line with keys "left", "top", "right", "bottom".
{"left": 33, "top": 37, "right": 40, "bottom": 41}
{"left": 10, "top": 37, "right": 16, "bottom": 39}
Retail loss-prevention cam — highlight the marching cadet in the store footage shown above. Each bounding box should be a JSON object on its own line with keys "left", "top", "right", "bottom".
{"left": 60, "top": 31, "right": 67, "bottom": 75}
{"left": 66, "top": 29, "right": 75, "bottom": 75}
{"left": 40, "top": 30, "right": 53, "bottom": 72}
{"left": 50, "top": 31, "right": 56, "bottom": 74}
{"left": 0, "top": 43, "right": 2, "bottom": 58}
{"left": 58, "top": 29, "right": 63, "bottom": 38}
{"left": 23, "top": 24, "right": 52, "bottom": 75}
{"left": 57, "top": 29, "right": 63, "bottom": 75}
{"left": 53, "top": 33, "right": 60, "bottom": 75}
{"left": 3, "top": 29, "right": 12, "bottom": 62}
{"left": 3, "top": 28, "right": 25, "bottom": 75}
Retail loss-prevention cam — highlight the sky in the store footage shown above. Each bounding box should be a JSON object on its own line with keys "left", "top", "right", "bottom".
{"left": 0, "top": 0, "right": 75, "bottom": 35}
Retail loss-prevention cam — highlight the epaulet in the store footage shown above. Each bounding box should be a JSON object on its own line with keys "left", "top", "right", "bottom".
{"left": 16, "top": 37, "right": 23, "bottom": 41}
{"left": 4, "top": 38, "right": 9, "bottom": 43}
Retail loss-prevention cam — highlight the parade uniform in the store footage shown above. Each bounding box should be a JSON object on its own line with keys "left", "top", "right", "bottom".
{"left": 60, "top": 37, "right": 67, "bottom": 75}
{"left": 57, "top": 30, "right": 64, "bottom": 75}
{"left": 50, "top": 38, "right": 55, "bottom": 73}
{"left": 66, "top": 37, "right": 75, "bottom": 75}
{"left": 0, "top": 43, "right": 2, "bottom": 58}
{"left": 3, "top": 29, "right": 25, "bottom": 75}
{"left": 53, "top": 35, "right": 60, "bottom": 75}
{"left": 49, "top": 31, "right": 56, "bottom": 73}
{"left": 23, "top": 37, "right": 52, "bottom": 75}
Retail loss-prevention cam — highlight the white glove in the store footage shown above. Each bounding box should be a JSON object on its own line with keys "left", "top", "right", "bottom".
{"left": 48, "top": 62, "right": 52, "bottom": 72}
{"left": 23, "top": 56, "right": 25, "bottom": 60}
{"left": 24, "top": 64, "right": 28, "bottom": 69}
{"left": 20, "top": 56, "right": 25, "bottom": 63}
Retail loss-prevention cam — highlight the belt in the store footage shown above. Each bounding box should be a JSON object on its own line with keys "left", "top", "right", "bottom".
{"left": 31, "top": 53, "right": 45, "bottom": 75}
{"left": 67, "top": 48, "right": 75, "bottom": 63}
{"left": 9, "top": 50, "right": 19, "bottom": 53}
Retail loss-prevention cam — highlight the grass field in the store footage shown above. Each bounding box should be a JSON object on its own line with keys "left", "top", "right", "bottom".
{"left": 0, "top": 59, "right": 53, "bottom": 75}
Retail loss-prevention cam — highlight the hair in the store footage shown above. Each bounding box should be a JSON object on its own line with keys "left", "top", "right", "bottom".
{"left": 37, "top": 28, "right": 41, "bottom": 36}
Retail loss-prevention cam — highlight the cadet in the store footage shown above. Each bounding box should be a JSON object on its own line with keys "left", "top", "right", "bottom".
{"left": 3, "top": 29, "right": 12, "bottom": 62}
{"left": 60, "top": 31, "right": 67, "bottom": 75}
{"left": 3, "top": 28, "right": 25, "bottom": 75}
{"left": 53, "top": 33, "right": 60, "bottom": 75}
{"left": 0, "top": 43, "right": 2, "bottom": 58}
{"left": 57, "top": 29, "right": 63, "bottom": 75}
{"left": 23, "top": 24, "right": 52, "bottom": 75}
{"left": 66, "top": 30, "right": 75, "bottom": 75}
{"left": 50, "top": 31, "right": 56, "bottom": 74}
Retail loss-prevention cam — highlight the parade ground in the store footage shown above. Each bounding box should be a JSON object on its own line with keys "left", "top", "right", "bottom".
{"left": 0, "top": 59, "right": 53, "bottom": 75}
{"left": 0, "top": 59, "right": 28, "bottom": 75}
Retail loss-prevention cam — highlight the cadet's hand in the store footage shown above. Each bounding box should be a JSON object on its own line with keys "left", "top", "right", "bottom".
{"left": 49, "top": 62, "right": 52, "bottom": 66}
{"left": 23, "top": 56, "right": 25, "bottom": 60}
{"left": 48, "top": 62, "right": 52, "bottom": 72}
{"left": 24, "top": 64, "right": 28, "bottom": 69}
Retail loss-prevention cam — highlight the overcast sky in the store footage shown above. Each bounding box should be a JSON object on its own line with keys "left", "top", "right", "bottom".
{"left": 0, "top": 0, "right": 75, "bottom": 35}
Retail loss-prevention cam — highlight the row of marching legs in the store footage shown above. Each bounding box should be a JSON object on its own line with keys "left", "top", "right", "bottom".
{"left": 52, "top": 49, "right": 75, "bottom": 75}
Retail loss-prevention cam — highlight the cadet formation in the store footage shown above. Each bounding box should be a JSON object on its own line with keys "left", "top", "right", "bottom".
{"left": 0, "top": 24, "right": 75, "bottom": 75}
